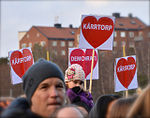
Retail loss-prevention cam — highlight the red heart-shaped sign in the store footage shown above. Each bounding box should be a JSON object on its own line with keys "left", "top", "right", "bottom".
{"left": 116, "top": 57, "right": 136, "bottom": 88}
{"left": 70, "top": 49, "right": 98, "bottom": 78}
{"left": 10, "top": 49, "right": 34, "bottom": 78}
{"left": 82, "top": 16, "right": 114, "bottom": 48}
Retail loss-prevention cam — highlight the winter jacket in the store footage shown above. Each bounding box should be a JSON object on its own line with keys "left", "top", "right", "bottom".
{"left": 1, "top": 97, "right": 41, "bottom": 118}
{"left": 67, "top": 86, "right": 94, "bottom": 112}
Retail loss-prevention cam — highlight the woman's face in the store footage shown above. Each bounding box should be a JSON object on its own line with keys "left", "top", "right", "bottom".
{"left": 67, "top": 80, "right": 84, "bottom": 89}
{"left": 31, "top": 77, "right": 66, "bottom": 118}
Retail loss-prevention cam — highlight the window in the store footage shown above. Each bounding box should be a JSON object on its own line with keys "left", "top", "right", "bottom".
{"left": 69, "top": 41, "right": 73, "bottom": 47}
{"left": 61, "top": 41, "right": 65, "bottom": 47}
{"left": 61, "top": 50, "right": 66, "bottom": 56}
{"left": 113, "top": 41, "right": 117, "bottom": 47}
{"left": 53, "top": 50, "right": 57, "bottom": 55}
{"left": 29, "top": 42, "right": 32, "bottom": 47}
{"left": 119, "top": 23, "right": 124, "bottom": 26}
{"left": 77, "top": 34, "right": 80, "bottom": 41}
{"left": 121, "top": 41, "right": 126, "bottom": 46}
{"left": 27, "top": 34, "right": 29, "bottom": 38}
{"left": 134, "top": 36, "right": 143, "bottom": 41}
{"left": 129, "top": 32, "right": 134, "bottom": 38}
{"left": 100, "top": 51, "right": 105, "bottom": 57}
{"left": 114, "top": 31, "right": 117, "bottom": 37}
{"left": 77, "top": 34, "right": 80, "bottom": 45}
{"left": 120, "top": 32, "right": 126, "bottom": 37}
{"left": 37, "top": 33, "right": 40, "bottom": 37}
{"left": 113, "top": 50, "right": 117, "bottom": 55}
{"left": 148, "top": 32, "right": 150, "bottom": 38}
{"left": 71, "top": 31, "right": 75, "bottom": 35}
{"left": 130, "top": 20, "right": 136, "bottom": 24}
{"left": 21, "top": 43, "right": 26, "bottom": 48}
{"left": 129, "top": 42, "right": 135, "bottom": 48}
{"left": 52, "top": 41, "right": 57, "bottom": 46}
{"left": 139, "top": 31, "right": 143, "bottom": 36}
{"left": 40, "top": 41, "right": 46, "bottom": 47}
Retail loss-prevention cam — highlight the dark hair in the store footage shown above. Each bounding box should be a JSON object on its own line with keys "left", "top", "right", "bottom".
{"left": 109, "top": 96, "right": 137, "bottom": 118}
{"left": 0, "top": 106, "right": 4, "bottom": 114}
{"left": 89, "top": 94, "right": 120, "bottom": 118}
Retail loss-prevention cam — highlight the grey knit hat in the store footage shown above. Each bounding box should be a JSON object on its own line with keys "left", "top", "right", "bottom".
{"left": 22, "top": 58, "right": 64, "bottom": 105}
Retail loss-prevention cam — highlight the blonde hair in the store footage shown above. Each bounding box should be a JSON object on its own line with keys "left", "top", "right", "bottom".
{"left": 127, "top": 84, "right": 150, "bottom": 118}
{"left": 136, "top": 87, "right": 142, "bottom": 95}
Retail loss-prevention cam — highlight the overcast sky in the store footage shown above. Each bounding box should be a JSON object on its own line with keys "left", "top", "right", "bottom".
{"left": 0, "top": 0, "right": 149, "bottom": 57}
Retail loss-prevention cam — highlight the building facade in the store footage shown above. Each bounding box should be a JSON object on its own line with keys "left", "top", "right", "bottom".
{"left": 112, "top": 13, "right": 147, "bottom": 57}
{"left": 19, "top": 24, "right": 78, "bottom": 60}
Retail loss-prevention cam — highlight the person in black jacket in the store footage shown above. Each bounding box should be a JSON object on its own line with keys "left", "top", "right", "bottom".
{"left": 1, "top": 97, "right": 42, "bottom": 118}
{"left": 1, "top": 58, "right": 67, "bottom": 118}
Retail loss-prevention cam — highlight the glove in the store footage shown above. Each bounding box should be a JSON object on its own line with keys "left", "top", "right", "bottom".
{"left": 72, "top": 86, "right": 81, "bottom": 94}
{"left": 72, "top": 96, "right": 81, "bottom": 103}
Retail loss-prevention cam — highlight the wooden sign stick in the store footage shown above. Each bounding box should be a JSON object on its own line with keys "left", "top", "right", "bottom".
{"left": 89, "top": 48, "right": 95, "bottom": 93}
{"left": 84, "top": 51, "right": 87, "bottom": 91}
{"left": 47, "top": 51, "right": 50, "bottom": 61}
{"left": 84, "top": 79, "right": 87, "bottom": 91}
{"left": 123, "top": 44, "right": 128, "bottom": 98}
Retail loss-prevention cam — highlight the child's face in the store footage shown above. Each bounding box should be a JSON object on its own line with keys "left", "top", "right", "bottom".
{"left": 67, "top": 80, "right": 84, "bottom": 89}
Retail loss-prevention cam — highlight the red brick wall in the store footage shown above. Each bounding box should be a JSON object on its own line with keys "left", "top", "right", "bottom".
{"left": 19, "top": 27, "right": 48, "bottom": 50}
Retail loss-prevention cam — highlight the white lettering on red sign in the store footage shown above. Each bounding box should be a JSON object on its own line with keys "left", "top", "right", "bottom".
{"left": 117, "top": 64, "right": 135, "bottom": 72}
{"left": 71, "top": 56, "right": 97, "bottom": 62}
{"left": 11, "top": 56, "right": 32, "bottom": 65}
{"left": 83, "top": 23, "right": 112, "bottom": 31}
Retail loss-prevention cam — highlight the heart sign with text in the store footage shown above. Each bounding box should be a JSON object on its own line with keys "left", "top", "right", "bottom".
{"left": 79, "top": 15, "right": 115, "bottom": 50}
{"left": 9, "top": 47, "right": 34, "bottom": 85}
{"left": 114, "top": 55, "right": 138, "bottom": 92}
{"left": 69, "top": 48, "right": 99, "bottom": 80}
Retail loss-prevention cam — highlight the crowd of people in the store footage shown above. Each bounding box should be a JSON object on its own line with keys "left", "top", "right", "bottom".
{"left": 0, "top": 58, "right": 150, "bottom": 118}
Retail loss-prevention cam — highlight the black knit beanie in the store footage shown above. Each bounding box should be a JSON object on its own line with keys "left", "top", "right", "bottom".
{"left": 22, "top": 58, "right": 64, "bottom": 105}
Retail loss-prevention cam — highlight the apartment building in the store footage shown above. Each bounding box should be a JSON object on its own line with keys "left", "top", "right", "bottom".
{"left": 19, "top": 24, "right": 78, "bottom": 59}
{"left": 112, "top": 13, "right": 147, "bottom": 56}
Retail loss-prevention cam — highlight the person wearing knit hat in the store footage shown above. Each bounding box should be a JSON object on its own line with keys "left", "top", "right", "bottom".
{"left": 65, "top": 64, "right": 94, "bottom": 113}
{"left": 22, "top": 58, "right": 67, "bottom": 118}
